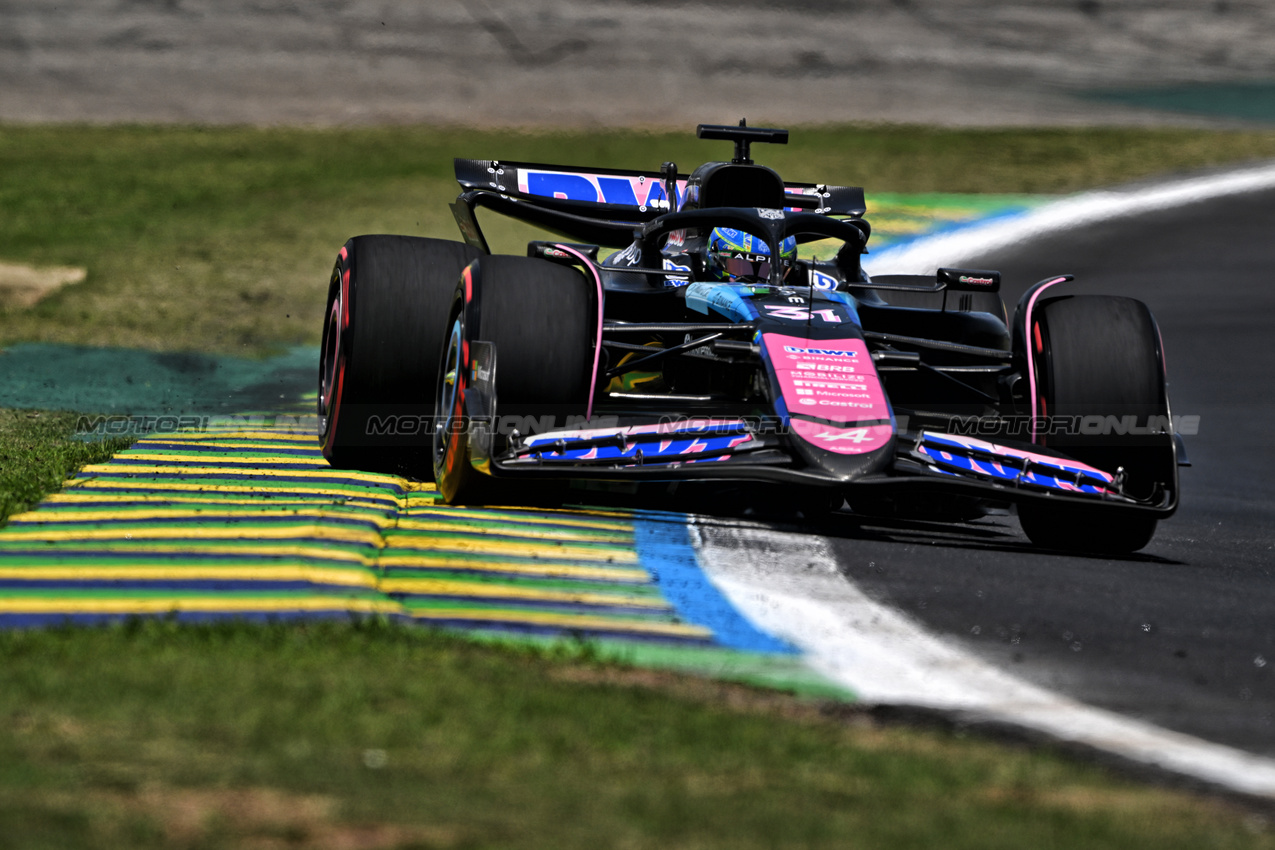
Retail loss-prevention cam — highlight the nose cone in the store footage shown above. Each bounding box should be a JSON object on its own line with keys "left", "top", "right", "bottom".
{"left": 761, "top": 331, "right": 896, "bottom": 481}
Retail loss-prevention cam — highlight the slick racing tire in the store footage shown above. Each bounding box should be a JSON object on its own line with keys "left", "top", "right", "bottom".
{"left": 319, "top": 235, "right": 481, "bottom": 478}
{"left": 434, "top": 255, "right": 594, "bottom": 505}
{"left": 1016, "top": 295, "right": 1173, "bottom": 554}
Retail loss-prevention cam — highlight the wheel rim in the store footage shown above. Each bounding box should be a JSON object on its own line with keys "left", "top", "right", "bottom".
{"left": 434, "top": 316, "right": 464, "bottom": 474}
{"left": 318, "top": 290, "right": 342, "bottom": 439}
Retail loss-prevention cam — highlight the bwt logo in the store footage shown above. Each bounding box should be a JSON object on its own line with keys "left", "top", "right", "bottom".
{"left": 783, "top": 346, "right": 856, "bottom": 357}
{"left": 520, "top": 170, "right": 686, "bottom": 211}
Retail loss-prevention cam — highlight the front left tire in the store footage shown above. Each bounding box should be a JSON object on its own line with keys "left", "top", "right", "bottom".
{"left": 434, "top": 254, "right": 595, "bottom": 504}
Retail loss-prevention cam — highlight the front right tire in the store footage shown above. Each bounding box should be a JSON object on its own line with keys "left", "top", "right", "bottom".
{"left": 1016, "top": 294, "right": 1174, "bottom": 554}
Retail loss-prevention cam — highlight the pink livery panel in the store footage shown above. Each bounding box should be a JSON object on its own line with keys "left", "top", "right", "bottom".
{"left": 761, "top": 333, "right": 894, "bottom": 456}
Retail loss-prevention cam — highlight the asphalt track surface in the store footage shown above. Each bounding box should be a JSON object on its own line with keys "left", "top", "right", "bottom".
{"left": 802, "top": 185, "right": 1275, "bottom": 758}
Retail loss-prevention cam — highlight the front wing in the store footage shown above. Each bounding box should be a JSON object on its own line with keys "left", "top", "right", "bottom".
{"left": 473, "top": 416, "right": 1175, "bottom": 517}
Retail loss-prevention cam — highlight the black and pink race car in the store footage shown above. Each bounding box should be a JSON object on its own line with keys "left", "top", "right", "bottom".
{"left": 318, "top": 122, "right": 1182, "bottom": 554}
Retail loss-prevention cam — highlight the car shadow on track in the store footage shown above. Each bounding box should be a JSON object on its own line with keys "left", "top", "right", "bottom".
{"left": 804, "top": 512, "right": 1184, "bottom": 566}
{"left": 615, "top": 490, "right": 1182, "bottom": 566}
{"left": 485, "top": 480, "right": 1183, "bottom": 565}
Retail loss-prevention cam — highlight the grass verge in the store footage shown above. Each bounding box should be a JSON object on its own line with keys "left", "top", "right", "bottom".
{"left": 3, "top": 125, "right": 1275, "bottom": 846}
{"left": 0, "top": 409, "right": 132, "bottom": 527}
{"left": 0, "top": 619, "right": 1270, "bottom": 850}
{"left": 1, "top": 124, "right": 1274, "bottom": 354}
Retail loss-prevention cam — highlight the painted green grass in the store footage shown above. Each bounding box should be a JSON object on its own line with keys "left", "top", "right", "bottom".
{"left": 0, "top": 409, "right": 131, "bottom": 527}
{"left": 0, "top": 620, "right": 1270, "bottom": 850}
{"left": 1, "top": 124, "right": 1274, "bottom": 355}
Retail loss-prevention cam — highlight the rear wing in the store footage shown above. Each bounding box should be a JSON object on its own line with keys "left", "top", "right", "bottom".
{"left": 451, "top": 158, "right": 867, "bottom": 251}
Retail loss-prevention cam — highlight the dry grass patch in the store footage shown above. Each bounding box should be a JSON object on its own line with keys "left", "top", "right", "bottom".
{"left": 119, "top": 786, "right": 459, "bottom": 850}
{"left": 0, "top": 262, "right": 84, "bottom": 309}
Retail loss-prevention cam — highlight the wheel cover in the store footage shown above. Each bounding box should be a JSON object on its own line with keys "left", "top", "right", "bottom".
{"left": 318, "top": 287, "right": 342, "bottom": 440}
{"left": 434, "top": 316, "right": 465, "bottom": 478}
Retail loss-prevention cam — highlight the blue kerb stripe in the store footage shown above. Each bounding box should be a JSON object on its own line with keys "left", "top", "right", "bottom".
{"left": 632, "top": 513, "right": 795, "bottom": 655}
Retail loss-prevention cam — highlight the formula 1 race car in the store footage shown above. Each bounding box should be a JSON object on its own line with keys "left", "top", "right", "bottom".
{"left": 318, "top": 122, "right": 1181, "bottom": 553}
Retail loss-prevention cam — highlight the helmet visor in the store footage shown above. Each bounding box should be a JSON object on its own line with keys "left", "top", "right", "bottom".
{"left": 716, "top": 252, "right": 791, "bottom": 282}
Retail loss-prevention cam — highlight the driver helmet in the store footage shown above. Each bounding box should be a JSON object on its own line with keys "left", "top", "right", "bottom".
{"left": 706, "top": 227, "right": 797, "bottom": 283}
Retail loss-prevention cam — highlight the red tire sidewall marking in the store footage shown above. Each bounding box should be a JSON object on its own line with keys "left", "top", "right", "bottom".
{"left": 321, "top": 261, "right": 351, "bottom": 455}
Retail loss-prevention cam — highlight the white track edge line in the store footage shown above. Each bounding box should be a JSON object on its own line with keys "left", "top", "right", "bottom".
{"left": 864, "top": 160, "right": 1275, "bottom": 275}
{"left": 689, "top": 520, "right": 1275, "bottom": 799}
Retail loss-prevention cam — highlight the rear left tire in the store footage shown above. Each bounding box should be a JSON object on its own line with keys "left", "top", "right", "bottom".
{"left": 319, "top": 235, "right": 481, "bottom": 478}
